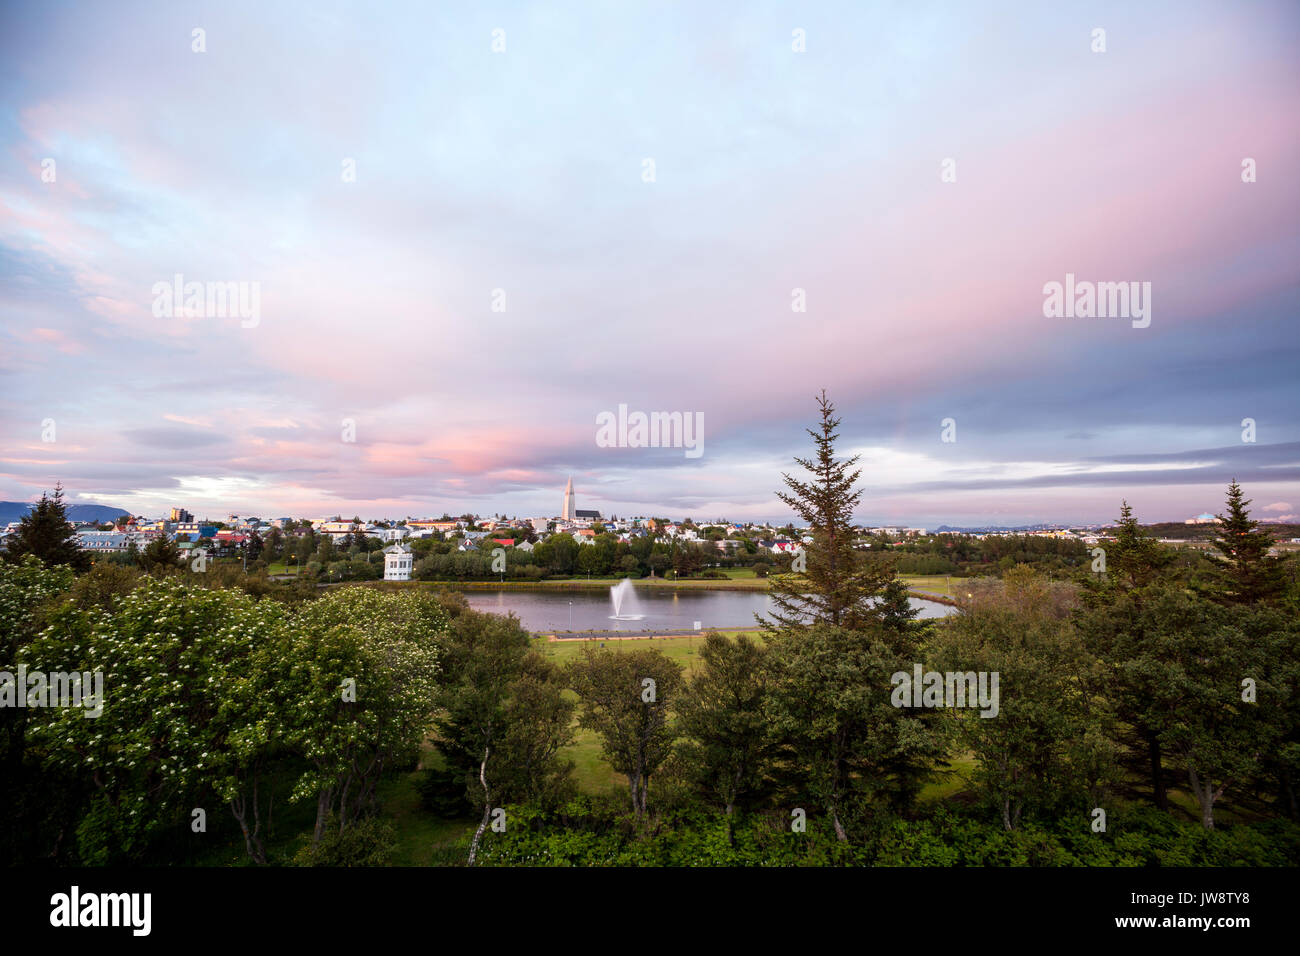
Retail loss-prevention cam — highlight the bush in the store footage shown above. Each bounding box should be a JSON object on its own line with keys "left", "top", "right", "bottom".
{"left": 293, "top": 815, "right": 397, "bottom": 867}
{"left": 419, "top": 767, "right": 472, "bottom": 817}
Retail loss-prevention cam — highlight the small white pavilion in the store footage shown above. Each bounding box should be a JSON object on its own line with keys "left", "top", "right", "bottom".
{"left": 382, "top": 542, "right": 413, "bottom": 581}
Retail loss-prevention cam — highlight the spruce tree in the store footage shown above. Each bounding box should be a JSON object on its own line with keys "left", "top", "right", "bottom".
{"left": 1207, "top": 480, "right": 1285, "bottom": 604}
{"left": 4, "top": 483, "right": 88, "bottom": 571}
{"left": 760, "top": 390, "right": 893, "bottom": 632}
{"left": 1109, "top": 500, "right": 1170, "bottom": 590}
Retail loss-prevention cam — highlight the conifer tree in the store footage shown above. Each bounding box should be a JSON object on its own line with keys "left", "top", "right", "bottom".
{"left": 1207, "top": 480, "right": 1285, "bottom": 604}
{"left": 4, "top": 483, "right": 88, "bottom": 571}
{"left": 1108, "top": 500, "right": 1170, "bottom": 590}
{"left": 760, "top": 391, "right": 892, "bottom": 632}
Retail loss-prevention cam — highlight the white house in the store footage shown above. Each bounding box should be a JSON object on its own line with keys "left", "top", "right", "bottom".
{"left": 75, "top": 530, "right": 129, "bottom": 552}
{"left": 383, "top": 543, "right": 413, "bottom": 581}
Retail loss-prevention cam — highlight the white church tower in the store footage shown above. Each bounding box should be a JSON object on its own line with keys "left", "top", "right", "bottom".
{"left": 562, "top": 476, "right": 576, "bottom": 521}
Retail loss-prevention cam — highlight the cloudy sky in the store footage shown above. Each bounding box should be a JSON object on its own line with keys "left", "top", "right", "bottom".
{"left": 2, "top": 0, "right": 1297, "bottom": 526}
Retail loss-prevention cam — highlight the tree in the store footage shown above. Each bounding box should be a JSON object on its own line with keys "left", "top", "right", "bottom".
{"left": 263, "top": 526, "right": 284, "bottom": 563}
{"left": 761, "top": 391, "right": 893, "bottom": 632}
{"left": 290, "top": 588, "right": 443, "bottom": 847}
{"left": 491, "top": 653, "right": 576, "bottom": 807}
{"left": 934, "top": 569, "right": 1115, "bottom": 831}
{"left": 676, "top": 634, "right": 773, "bottom": 834}
{"left": 568, "top": 647, "right": 684, "bottom": 818}
{"left": 1206, "top": 480, "right": 1286, "bottom": 605}
{"left": 1107, "top": 500, "right": 1171, "bottom": 591}
{"left": 137, "top": 535, "right": 182, "bottom": 572}
{"left": 433, "top": 609, "right": 573, "bottom": 864}
{"left": 767, "top": 621, "right": 947, "bottom": 841}
{"left": 0, "top": 557, "right": 77, "bottom": 864}
{"left": 4, "top": 484, "right": 88, "bottom": 571}
{"left": 25, "top": 579, "right": 298, "bottom": 863}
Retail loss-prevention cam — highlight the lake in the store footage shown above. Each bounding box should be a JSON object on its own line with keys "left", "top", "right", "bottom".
{"left": 462, "top": 586, "right": 957, "bottom": 634}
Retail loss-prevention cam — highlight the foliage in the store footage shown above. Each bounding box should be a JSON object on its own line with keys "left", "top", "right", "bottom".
{"left": 3, "top": 484, "right": 88, "bottom": 571}
{"left": 762, "top": 391, "right": 893, "bottom": 631}
{"left": 568, "top": 646, "right": 685, "bottom": 818}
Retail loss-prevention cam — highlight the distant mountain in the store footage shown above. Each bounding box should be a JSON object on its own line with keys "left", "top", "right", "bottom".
{"left": 0, "top": 501, "right": 131, "bottom": 524}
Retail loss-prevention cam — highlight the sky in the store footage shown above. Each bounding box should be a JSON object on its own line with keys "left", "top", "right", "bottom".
{"left": 1, "top": 0, "right": 1298, "bottom": 527}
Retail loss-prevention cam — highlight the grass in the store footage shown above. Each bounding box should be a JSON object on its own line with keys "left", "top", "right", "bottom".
{"left": 379, "top": 770, "right": 474, "bottom": 866}
{"left": 919, "top": 752, "right": 978, "bottom": 802}
{"left": 565, "top": 725, "right": 628, "bottom": 795}
{"left": 534, "top": 631, "right": 762, "bottom": 795}
{"left": 531, "top": 630, "right": 760, "bottom": 672}
{"left": 900, "top": 574, "right": 961, "bottom": 599}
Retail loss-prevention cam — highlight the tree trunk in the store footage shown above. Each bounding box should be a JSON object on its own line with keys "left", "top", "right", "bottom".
{"left": 1187, "top": 766, "right": 1215, "bottom": 829}
{"left": 467, "top": 745, "right": 491, "bottom": 866}
{"left": 230, "top": 794, "right": 267, "bottom": 865}
{"left": 338, "top": 774, "right": 352, "bottom": 833}
{"left": 313, "top": 787, "right": 333, "bottom": 845}
{"left": 1148, "top": 735, "right": 1168, "bottom": 810}
{"left": 628, "top": 769, "right": 642, "bottom": 818}
{"left": 831, "top": 807, "right": 847, "bottom": 842}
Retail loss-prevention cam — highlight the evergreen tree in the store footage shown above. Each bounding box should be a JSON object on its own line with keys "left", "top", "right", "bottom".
{"left": 137, "top": 536, "right": 182, "bottom": 572}
{"left": 676, "top": 634, "right": 773, "bottom": 831}
{"left": 1108, "top": 500, "right": 1170, "bottom": 591}
{"left": 4, "top": 484, "right": 88, "bottom": 571}
{"left": 1207, "top": 480, "right": 1286, "bottom": 604}
{"left": 761, "top": 390, "right": 892, "bottom": 632}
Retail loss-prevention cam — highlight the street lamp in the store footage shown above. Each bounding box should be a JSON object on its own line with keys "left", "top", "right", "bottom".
{"left": 569, "top": 601, "right": 573, "bottom": 630}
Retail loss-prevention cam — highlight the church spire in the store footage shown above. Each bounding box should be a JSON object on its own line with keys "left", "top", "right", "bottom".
{"left": 562, "top": 476, "right": 575, "bottom": 521}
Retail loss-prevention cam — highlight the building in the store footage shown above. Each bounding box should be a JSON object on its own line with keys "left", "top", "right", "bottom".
{"left": 173, "top": 522, "right": 218, "bottom": 541}
{"left": 169, "top": 507, "right": 193, "bottom": 523}
{"left": 75, "top": 530, "right": 129, "bottom": 552}
{"left": 407, "top": 520, "right": 461, "bottom": 534}
{"left": 562, "top": 477, "right": 576, "bottom": 521}
{"left": 383, "top": 543, "right": 413, "bottom": 581}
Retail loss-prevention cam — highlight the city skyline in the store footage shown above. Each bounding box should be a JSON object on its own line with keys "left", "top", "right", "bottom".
{"left": 2, "top": 475, "right": 1284, "bottom": 532}
{"left": 2, "top": 1, "right": 1298, "bottom": 526}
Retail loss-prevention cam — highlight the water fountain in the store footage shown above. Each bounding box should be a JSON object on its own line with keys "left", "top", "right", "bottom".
{"left": 609, "top": 578, "right": 646, "bottom": 621}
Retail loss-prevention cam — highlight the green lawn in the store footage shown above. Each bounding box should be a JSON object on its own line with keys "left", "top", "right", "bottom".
{"left": 379, "top": 770, "right": 474, "bottom": 866}
{"left": 530, "top": 630, "right": 760, "bottom": 672}
{"left": 919, "top": 752, "right": 978, "bottom": 802}
{"left": 535, "top": 632, "right": 761, "bottom": 795}
{"left": 900, "top": 574, "right": 960, "bottom": 599}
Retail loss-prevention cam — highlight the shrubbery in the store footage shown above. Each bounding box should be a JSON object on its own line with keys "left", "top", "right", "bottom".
{"left": 475, "top": 802, "right": 1300, "bottom": 867}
